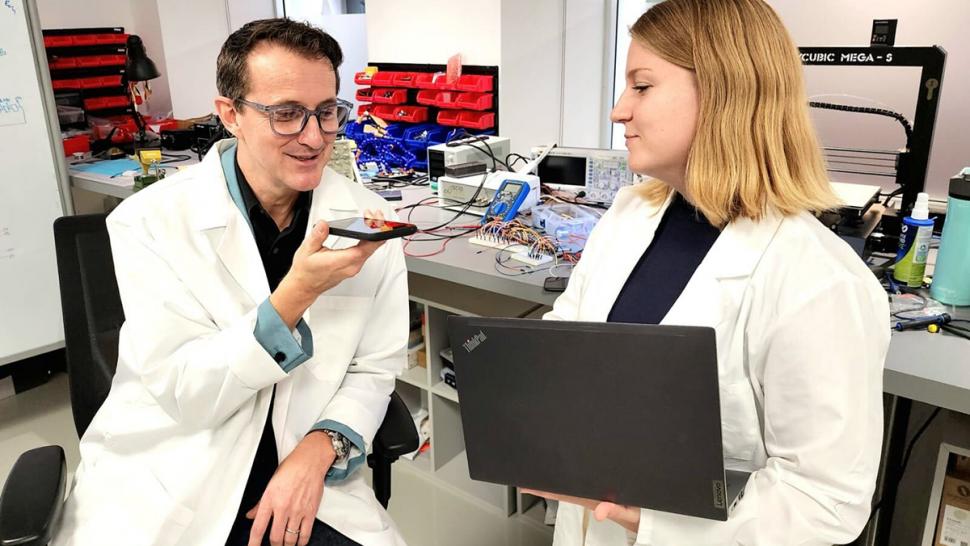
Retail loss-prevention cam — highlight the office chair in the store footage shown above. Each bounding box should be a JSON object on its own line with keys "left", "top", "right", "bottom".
{"left": 0, "top": 214, "right": 418, "bottom": 546}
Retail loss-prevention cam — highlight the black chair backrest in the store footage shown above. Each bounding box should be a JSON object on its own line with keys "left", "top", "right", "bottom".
{"left": 53, "top": 214, "right": 123, "bottom": 438}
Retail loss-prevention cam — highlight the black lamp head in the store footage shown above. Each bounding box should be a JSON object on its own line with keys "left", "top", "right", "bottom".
{"left": 126, "top": 35, "right": 160, "bottom": 82}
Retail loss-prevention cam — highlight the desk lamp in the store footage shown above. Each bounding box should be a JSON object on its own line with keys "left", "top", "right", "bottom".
{"left": 125, "top": 35, "right": 160, "bottom": 148}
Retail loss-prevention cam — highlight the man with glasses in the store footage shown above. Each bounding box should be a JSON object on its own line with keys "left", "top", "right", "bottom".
{"left": 52, "top": 19, "right": 408, "bottom": 546}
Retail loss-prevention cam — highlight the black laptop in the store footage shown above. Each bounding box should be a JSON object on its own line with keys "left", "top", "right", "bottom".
{"left": 446, "top": 316, "right": 749, "bottom": 521}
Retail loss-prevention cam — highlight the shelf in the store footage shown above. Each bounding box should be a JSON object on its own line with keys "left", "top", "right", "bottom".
{"left": 520, "top": 498, "right": 551, "bottom": 529}
{"left": 400, "top": 448, "right": 433, "bottom": 474}
{"left": 408, "top": 272, "right": 540, "bottom": 318}
{"left": 432, "top": 380, "right": 459, "bottom": 403}
{"left": 399, "top": 364, "right": 429, "bottom": 388}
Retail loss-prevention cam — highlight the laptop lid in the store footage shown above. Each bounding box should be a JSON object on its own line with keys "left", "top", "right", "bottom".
{"left": 447, "top": 316, "right": 736, "bottom": 521}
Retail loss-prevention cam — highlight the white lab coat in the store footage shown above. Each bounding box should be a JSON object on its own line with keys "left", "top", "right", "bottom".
{"left": 545, "top": 188, "right": 889, "bottom": 546}
{"left": 52, "top": 140, "right": 409, "bottom": 546}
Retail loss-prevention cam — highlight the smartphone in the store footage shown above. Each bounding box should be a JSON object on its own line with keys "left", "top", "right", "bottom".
{"left": 327, "top": 217, "right": 418, "bottom": 241}
{"left": 543, "top": 276, "right": 569, "bottom": 292}
{"left": 376, "top": 189, "right": 403, "bottom": 201}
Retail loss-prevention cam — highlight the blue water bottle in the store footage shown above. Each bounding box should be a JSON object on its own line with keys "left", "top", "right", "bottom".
{"left": 930, "top": 169, "right": 970, "bottom": 305}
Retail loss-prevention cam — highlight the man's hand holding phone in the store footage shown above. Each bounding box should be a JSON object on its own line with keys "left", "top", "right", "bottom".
{"left": 270, "top": 209, "right": 388, "bottom": 329}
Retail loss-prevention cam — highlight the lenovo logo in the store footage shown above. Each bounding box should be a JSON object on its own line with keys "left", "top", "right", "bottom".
{"left": 462, "top": 330, "right": 487, "bottom": 353}
{"left": 713, "top": 480, "right": 726, "bottom": 510}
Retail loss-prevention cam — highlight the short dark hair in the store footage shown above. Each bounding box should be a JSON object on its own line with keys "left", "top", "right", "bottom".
{"left": 217, "top": 18, "right": 343, "bottom": 105}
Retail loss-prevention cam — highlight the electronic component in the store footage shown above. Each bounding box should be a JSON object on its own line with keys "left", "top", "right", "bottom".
{"left": 532, "top": 202, "right": 599, "bottom": 252}
{"left": 445, "top": 161, "right": 488, "bottom": 178}
{"left": 482, "top": 179, "right": 529, "bottom": 223}
{"left": 437, "top": 171, "right": 539, "bottom": 216}
{"left": 328, "top": 138, "right": 362, "bottom": 183}
{"left": 427, "top": 136, "right": 510, "bottom": 181}
{"left": 534, "top": 146, "right": 636, "bottom": 203}
{"left": 870, "top": 19, "right": 897, "bottom": 47}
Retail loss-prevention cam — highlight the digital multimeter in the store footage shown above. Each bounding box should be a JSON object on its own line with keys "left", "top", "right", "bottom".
{"left": 482, "top": 179, "right": 529, "bottom": 223}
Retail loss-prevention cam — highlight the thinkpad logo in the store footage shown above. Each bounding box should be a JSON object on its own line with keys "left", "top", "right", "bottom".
{"left": 713, "top": 480, "right": 726, "bottom": 509}
{"left": 462, "top": 330, "right": 487, "bottom": 353}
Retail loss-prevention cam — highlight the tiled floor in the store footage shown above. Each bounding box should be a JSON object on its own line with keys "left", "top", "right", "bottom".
{"left": 0, "top": 374, "right": 553, "bottom": 546}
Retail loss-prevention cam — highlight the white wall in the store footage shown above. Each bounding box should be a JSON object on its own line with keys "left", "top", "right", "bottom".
{"left": 282, "top": 0, "right": 369, "bottom": 106}
{"left": 560, "top": 1, "right": 610, "bottom": 149}
{"left": 36, "top": 0, "right": 173, "bottom": 116}
{"left": 366, "top": 0, "right": 501, "bottom": 65}
{"left": 155, "top": 1, "right": 230, "bottom": 118}
{"left": 155, "top": 0, "right": 276, "bottom": 118}
{"left": 500, "top": 0, "right": 564, "bottom": 155}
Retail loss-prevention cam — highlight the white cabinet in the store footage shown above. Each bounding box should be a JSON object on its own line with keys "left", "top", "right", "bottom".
{"left": 400, "top": 272, "right": 552, "bottom": 529}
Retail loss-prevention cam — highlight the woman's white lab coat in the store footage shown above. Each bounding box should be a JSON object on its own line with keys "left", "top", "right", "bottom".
{"left": 544, "top": 188, "right": 890, "bottom": 546}
{"left": 52, "top": 140, "right": 409, "bottom": 546}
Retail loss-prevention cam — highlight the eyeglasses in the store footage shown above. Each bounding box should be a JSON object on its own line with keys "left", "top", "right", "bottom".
{"left": 236, "top": 98, "right": 353, "bottom": 137}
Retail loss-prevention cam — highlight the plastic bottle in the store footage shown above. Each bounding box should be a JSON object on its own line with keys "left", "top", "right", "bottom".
{"left": 930, "top": 170, "right": 970, "bottom": 305}
{"left": 894, "top": 192, "right": 934, "bottom": 288}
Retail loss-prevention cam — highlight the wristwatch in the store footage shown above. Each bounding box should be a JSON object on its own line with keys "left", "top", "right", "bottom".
{"left": 323, "top": 429, "right": 351, "bottom": 462}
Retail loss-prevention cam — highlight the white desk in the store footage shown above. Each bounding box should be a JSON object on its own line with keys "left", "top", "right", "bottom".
{"left": 68, "top": 156, "right": 199, "bottom": 199}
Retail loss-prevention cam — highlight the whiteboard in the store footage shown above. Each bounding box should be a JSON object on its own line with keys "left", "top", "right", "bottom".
{"left": 0, "top": 0, "right": 71, "bottom": 366}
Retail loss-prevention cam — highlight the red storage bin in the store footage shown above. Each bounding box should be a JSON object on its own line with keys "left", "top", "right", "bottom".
{"left": 372, "top": 105, "right": 428, "bottom": 123}
{"left": 433, "top": 91, "right": 461, "bottom": 109}
{"left": 52, "top": 79, "right": 80, "bottom": 90}
{"left": 62, "top": 135, "right": 90, "bottom": 157}
{"left": 354, "top": 71, "right": 376, "bottom": 85}
{"left": 84, "top": 96, "right": 129, "bottom": 110}
{"left": 355, "top": 88, "right": 375, "bottom": 102}
{"left": 76, "top": 56, "right": 102, "bottom": 68}
{"left": 95, "top": 33, "right": 129, "bottom": 45}
{"left": 99, "top": 54, "right": 127, "bottom": 66}
{"left": 72, "top": 34, "right": 99, "bottom": 46}
{"left": 392, "top": 72, "right": 418, "bottom": 87}
{"left": 415, "top": 89, "right": 438, "bottom": 106}
{"left": 357, "top": 104, "right": 374, "bottom": 117}
{"left": 370, "top": 88, "right": 408, "bottom": 104}
{"left": 414, "top": 72, "right": 441, "bottom": 89}
{"left": 44, "top": 35, "right": 74, "bottom": 48}
{"left": 79, "top": 77, "right": 102, "bottom": 89}
{"left": 101, "top": 75, "right": 123, "bottom": 87}
{"left": 458, "top": 111, "right": 495, "bottom": 130}
{"left": 456, "top": 74, "right": 494, "bottom": 93}
{"left": 436, "top": 110, "right": 461, "bottom": 127}
{"left": 455, "top": 92, "right": 493, "bottom": 111}
{"left": 369, "top": 71, "right": 401, "bottom": 86}
{"left": 50, "top": 57, "right": 78, "bottom": 69}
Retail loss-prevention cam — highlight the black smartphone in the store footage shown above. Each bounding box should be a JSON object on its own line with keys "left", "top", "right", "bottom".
{"left": 376, "top": 189, "right": 403, "bottom": 201}
{"left": 327, "top": 217, "right": 418, "bottom": 241}
{"left": 543, "top": 276, "right": 568, "bottom": 292}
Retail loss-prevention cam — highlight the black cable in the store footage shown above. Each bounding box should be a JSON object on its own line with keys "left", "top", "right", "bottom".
{"left": 506, "top": 152, "right": 529, "bottom": 169}
{"left": 809, "top": 101, "right": 913, "bottom": 146}
{"left": 942, "top": 324, "right": 970, "bottom": 341}
{"left": 865, "top": 407, "right": 942, "bottom": 525}
{"left": 446, "top": 130, "right": 509, "bottom": 171}
{"left": 881, "top": 187, "right": 905, "bottom": 207}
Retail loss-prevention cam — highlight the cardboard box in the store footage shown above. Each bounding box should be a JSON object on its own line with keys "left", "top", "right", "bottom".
{"left": 954, "top": 456, "right": 970, "bottom": 480}
{"left": 935, "top": 474, "right": 970, "bottom": 546}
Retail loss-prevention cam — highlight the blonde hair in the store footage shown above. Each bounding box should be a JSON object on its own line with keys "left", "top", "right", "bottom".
{"left": 630, "top": 0, "right": 839, "bottom": 227}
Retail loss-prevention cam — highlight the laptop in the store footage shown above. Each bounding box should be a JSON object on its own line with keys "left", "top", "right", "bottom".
{"left": 446, "top": 317, "right": 749, "bottom": 521}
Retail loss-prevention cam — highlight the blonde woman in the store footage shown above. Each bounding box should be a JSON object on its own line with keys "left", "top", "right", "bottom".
{"left": 526, "top": 0, "right": 890, "bottom": 544}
